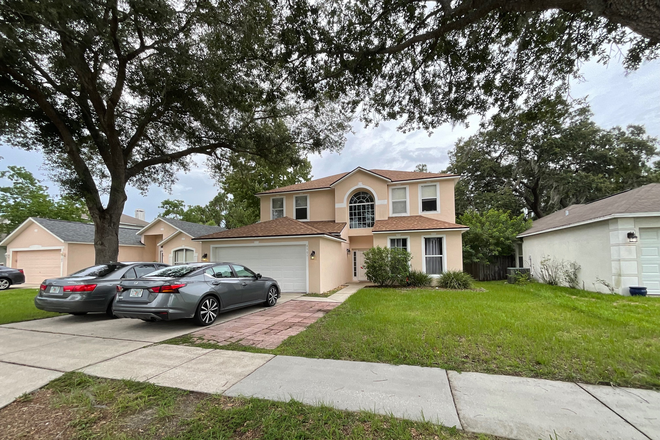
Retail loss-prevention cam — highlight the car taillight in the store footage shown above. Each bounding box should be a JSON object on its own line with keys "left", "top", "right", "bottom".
{"left": 40, "top": 284, "right": 47, "bottom": 291}
{"left": 18, "top": 269, "right": 24, "bottom": 274}
{"left": 116, "top": 285, "right": 124, "bottom": 292}
{"left": 63, "top": 284, "right": 97, "bottom": 292}
{"left": 150, "top": 284, "right": 185, "bottom": 293}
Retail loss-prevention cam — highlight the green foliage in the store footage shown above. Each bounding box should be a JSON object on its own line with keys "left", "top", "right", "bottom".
{"left": 0, "top": 0, "right": 349, "bottom": 261}
{"left": 458, "top": 209, "right": 531, "bottom": 264}
{"left": 157, "top": 199, "right": 220, "bottom": 226}
{"left": 513, "top": 271, "right": 533, "bottom": 286}
{"left": 212, "top": 157, "right": 313, "bottom": 229}
{"left": 363, "top": 246, "right": 412, "bottom": 287}
{"left": 414, "top": 164, "right": 428, "bottom": 172}
{"left": 448, "top": 97, "right": 659, "bottom": 218}
{"left": 407, "top": 270, "right": 432, "bottom": 287}
{"left": 283, "top": 2, "right": 657, "bottom": 133}
{"left": 437, "top": 271, "right": 475, "bottom": 290}
{"left": 0, "top": 166, "right": 86, "bottom": 235}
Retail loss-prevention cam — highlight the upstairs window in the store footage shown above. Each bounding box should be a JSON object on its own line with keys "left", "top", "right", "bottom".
{"left": 349, "top": 191, "right": 375, "bottom": 229}
{"left": 420, "top": 184, "right": 439, "bottom": 212}
{"left": 271, "top": 197, "right": 284, "bottom": 219}
{"left": 391, "top": 187, "right": 408, "bottom": 215}
{"left": 295, "top": 195, "right": 309, "bottom": 220}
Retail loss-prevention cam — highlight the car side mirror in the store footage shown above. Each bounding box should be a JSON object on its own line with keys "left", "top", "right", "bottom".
{"left": 256, "top": 273, "right": 262, "bottom": 279}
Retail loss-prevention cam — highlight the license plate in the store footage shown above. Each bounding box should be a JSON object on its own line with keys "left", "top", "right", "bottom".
{"left": 49, "top": 286, "right": 61, "bottom": 294}
{"left": 129, "top": 289, "right": 143, "bottom": 298}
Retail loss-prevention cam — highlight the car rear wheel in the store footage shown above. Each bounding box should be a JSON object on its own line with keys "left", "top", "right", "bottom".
{"left": 265, "top": 286, "right": 278, "bottom": 307}
{"left": 0, "top": 278, "right": 10, "bottom": 290}
{"left": 194, "top": 296, "right": 219, "bottom": 326}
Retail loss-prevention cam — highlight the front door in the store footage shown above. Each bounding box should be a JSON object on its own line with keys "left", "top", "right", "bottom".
{"left": 354, "top": 250, "right": 368, "bottom": 281}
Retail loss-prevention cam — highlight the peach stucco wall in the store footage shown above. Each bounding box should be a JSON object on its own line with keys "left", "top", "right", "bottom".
{"left": 373, "top": 230, "right": 464, "bottom": 273}
{"left": 163, "top": 233, "right": 203, "bottom": 264}
{"left": 388, "top": 178, "right": 457, "bottom": 223}
{"left": 6, "top": 222, "right": 63, "bottom": 250}
{"left": 259, "top": 190, "right": 335, "bottom": 222}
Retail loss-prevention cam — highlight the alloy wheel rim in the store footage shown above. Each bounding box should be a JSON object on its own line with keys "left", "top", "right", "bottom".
{"left": 268, "top": 287, "right": 277, "bottom": 305}
{"left": 0, "top": 279, "right": 9, "bottom": 289}
{"left": 200, "top": 298, "right": 218, "bottom": 324}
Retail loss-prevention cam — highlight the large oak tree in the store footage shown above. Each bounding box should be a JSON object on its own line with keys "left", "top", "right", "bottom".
{"left": 0, "top": 0, "right": 349, "bottom": 262}
{"left": 284, "top": 0, "right": 658, "bottom": 129}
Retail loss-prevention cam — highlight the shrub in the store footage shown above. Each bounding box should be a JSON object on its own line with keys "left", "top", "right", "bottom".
{"left": 437, "top": 270, "right": 474, "bottom": 290}
{"left": 363, "top": 246, "right": 412, "bottom": 286}
{"left": 563, "top": 261, "right": 581, "bottom": 289}
{"left": 407, "top": 270, "right": 432, "bottom": 287}
{"left": 536, "top": 256, "right": 581, "bottom": 289}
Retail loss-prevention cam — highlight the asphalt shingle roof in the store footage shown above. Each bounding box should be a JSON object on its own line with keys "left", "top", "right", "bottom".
{"left": 372, "top": 216, "right": 468, "bottom": 232}
{"left": 32, "top": 218, "right": 144, "bottom": 246}
{"left": 159, "top": 218, "right": 225, "bottom": 237}
{"left": 194, "top": 217, "right": 345, "bottom": 240}
{"left": 519, "top": 183, "right": 660, "bottom": 237}
{"left": 257, "top": 168, "right": 457, "bottom": 195}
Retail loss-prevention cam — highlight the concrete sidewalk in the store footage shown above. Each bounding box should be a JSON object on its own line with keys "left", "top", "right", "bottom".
{"left": 48, "top": 345, "right": 660, "bottom": 440}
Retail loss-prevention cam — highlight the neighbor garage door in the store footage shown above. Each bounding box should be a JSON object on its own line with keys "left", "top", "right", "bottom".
{"left": 212, "top": 244, "right": 307, "bottom": 293}
{"left": 639, "top": 228, "right": 660, "bottom": 295}
{"left": 14, "top": 249, "right": 62, "bottom": 284}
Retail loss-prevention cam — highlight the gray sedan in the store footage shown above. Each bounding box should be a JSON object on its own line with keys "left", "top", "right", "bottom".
{"left": 35, "top": 262, "right": 168, "bottom": 316}
{"left": 113, "top": 262, "right": 281, "bottom": 326}
{"left": 0, "top": 266, "right": 25, "bottom": 290}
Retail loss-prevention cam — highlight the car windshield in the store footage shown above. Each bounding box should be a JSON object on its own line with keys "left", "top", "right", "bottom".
{"left": 69, "top": 263, "right": 126, "bottom": 277}
{"left": 145, "top": 265, "right": 202, "bottom": 278}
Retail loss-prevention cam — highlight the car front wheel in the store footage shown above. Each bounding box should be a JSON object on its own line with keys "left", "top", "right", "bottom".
{"left": 265, "top": 286, "right": 278, "bottom": 307}
{"left": 194, "top": 296, "right": 219, "bottom": 326}
{"left": 0, "top": 278, "right": 10, "bottom": 290}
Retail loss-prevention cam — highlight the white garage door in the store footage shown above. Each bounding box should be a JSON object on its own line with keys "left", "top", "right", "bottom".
{"left": 212, "top": 244, "right": 307, "bottom": 293}
{"left": 14, "top": 250, "right": 62, "bottom": 284}
{"left": 640, "top": 228, "right": 660, "bottom": 295}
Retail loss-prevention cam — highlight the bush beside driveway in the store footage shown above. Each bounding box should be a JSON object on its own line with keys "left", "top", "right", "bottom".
{"left": 269, "top": 282, "right": 660, "bottom": 390}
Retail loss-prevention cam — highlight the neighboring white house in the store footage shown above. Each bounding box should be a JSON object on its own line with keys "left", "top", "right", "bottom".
{"left": 518, "top": 183, "right": 660, "bottom": 296}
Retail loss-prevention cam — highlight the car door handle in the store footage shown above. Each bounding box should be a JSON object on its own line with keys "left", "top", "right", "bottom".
{"left": 241, "top": 282, "right": 248, "bottom": 287}
{"left": 212, "top": 281, "right": 221, "bottom": 285}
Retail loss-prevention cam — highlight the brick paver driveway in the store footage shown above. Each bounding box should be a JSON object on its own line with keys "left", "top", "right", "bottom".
{"left": 193, "top": 300, "right": 338, "bottom": 349}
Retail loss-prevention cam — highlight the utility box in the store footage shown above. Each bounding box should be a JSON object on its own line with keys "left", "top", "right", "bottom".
{"left": 507, "top": 267, "right": 531, "bottom": 284}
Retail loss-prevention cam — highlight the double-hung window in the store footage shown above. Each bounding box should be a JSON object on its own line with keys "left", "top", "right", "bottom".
{"left": 391, "top": 187, "right": 408, "bottom": 215}
{"left": 424, "top": 237, "right": 444, "bottom": 274}
{"left": 389, "top": 237, "right": 408, "bottom": 251}
{"left": 294, "top": 195, "right": 308, "bottom": 220}
{"left": 420, "top": 184, "right": 439, "bottom": 213}
{"left": 271, "top": 197, "right": 284, "bottom": 219}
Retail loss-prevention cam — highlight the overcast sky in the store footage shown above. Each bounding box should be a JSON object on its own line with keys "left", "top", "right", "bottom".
{"left": 1, "top": 58, "right": 658, "bottom": 222}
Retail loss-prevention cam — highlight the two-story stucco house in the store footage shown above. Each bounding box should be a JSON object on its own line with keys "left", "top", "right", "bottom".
{"left": 194, "top": 167, "right": 468, "bottom": 293}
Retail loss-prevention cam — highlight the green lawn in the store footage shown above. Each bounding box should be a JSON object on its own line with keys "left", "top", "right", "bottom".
{"left": 272, "top": 282, "right": 660, "bottom": 389}
{"left": 0, "top": 288, "right": 61, "bottom": 324}
{"left": 173, "top": 281, "right": 660, "bottom": 390}
{"left": 0, "top": 372, "right": 489, "bottom": 440}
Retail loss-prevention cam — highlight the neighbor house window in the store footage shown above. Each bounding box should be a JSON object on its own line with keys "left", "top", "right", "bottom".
{"left": 271, "top": 197, "right": 284, "bottom": 219}
{"left": 389, "top": 237, "right": 408, "bottom": 251}
{"left": 420, "top": 184, "right": 438, "bottom": 212}
{"left": 349, "top": 191, "right": 375, "bottom": 229}
{"left": 173, "top": 248, "right": 195, "bottom": 264}
{"left": 391, "top": 187, "right": 408, "bottom": 215}
{"left": 295, "top": 195, "right": 308, "bottom": 220}
{"left": 424, "top": 237, "right": 443, "bottom": 275}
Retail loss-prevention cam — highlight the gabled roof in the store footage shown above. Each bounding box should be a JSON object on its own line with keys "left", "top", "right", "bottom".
{"left": 137, "top": 217, "right": 224, "bottom": 238}
{"left": 0, "top": 217, "right": 144, "bottom": 246}
{"left": 257, "top": 167, "right": 458, "bottom": 195}
{"left": 519, "top": 183, "right": 660, "bottom": 238}
{"left": 120, "top": 214, "right": 149, "bottom": 227}
{"left": 193, "top": 217, "right": 346, "bottom": 241}
{"left": 372, "top": 216, "right": 468, "bottom": 233}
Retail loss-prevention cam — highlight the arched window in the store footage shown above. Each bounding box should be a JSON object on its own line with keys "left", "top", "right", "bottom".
{"left": 349, "top": 191, "right": 375, "bottom": 229}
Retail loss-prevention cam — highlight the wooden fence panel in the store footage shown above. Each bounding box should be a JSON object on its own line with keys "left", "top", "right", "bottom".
{"left": 463, "top": 256, "right": 516, "bottom": 281}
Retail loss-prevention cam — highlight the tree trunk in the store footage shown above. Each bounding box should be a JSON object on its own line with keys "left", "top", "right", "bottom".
{"left": 87, "top": 179, "right": 128, "bottom": 264}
